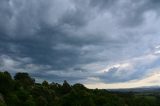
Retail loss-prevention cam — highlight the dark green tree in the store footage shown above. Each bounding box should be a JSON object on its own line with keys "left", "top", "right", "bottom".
{"left": 0, "top": 71, "right": 13, "bottom": 94}
{"left": 72, "top": 83, "right": 87, "bottom": 91}
{"left": 42, "top": 80, "right": 49, "bottom": 88}
{"left": 14, "top": 72, "right": 35, "bottom": 89}
{"left": 36, "top": 96, "right": 47, "bottom": 106}
{"left": 61, "top": 80, "right": 71, "bottom": 94}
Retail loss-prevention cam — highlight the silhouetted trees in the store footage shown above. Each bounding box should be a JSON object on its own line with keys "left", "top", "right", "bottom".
{"left": 0, "top": 71, "right": 13, "bottom": 94}
{"left": 61, "top": 80, "right": 71, "bottom": 95}
{"left": 0, "top": 71, "right": 160, "bottom": 106}
{"left": 14, "top": 72, "right": 35, "bottom": 88}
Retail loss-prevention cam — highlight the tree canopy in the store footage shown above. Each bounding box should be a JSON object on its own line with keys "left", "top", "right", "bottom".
{"left": 0, "top": 71, "right": 160, "bottom": 106}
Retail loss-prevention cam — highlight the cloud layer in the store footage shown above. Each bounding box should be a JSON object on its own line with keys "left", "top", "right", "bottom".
{"left": 1, "top": 0, "right": 160, "bottom": 88}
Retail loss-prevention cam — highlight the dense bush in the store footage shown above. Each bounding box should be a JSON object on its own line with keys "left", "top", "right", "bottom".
{"left": 0, "top": 71, "right": 160, "bottom": 106}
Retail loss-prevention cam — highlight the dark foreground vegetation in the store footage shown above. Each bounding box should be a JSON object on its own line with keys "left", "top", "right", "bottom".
{"left": 0, "top": 71, "right": 160, "bottom": 106}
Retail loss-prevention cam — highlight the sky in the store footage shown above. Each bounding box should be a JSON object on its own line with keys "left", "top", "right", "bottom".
{"left": 1, "top": 0, "right": 160, "bottom": 89}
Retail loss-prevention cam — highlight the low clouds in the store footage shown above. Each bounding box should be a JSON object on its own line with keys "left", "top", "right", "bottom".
{"left": 98, "top": 52, "right": 160, "bottom": 83}
{"left": 0, "top": 0, "right": 160, "bottom": 88}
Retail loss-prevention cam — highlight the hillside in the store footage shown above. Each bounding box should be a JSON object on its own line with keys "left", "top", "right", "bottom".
{"left": 0, "top": 71, "right": 160, "bottom": 106}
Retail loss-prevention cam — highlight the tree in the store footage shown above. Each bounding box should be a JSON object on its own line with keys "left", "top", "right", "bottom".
{"left": 61, "top": 80, "right": 71, "bottom": 94}
{"left": 14, "top": 72, "right": 35, "bottom": 89}
{"left": 36, "top": 96, "right": 47, "bottom": 106}
{"left": 42, "top": 80, "right": 49, "bottom": 88}
{"left": 0, "top": 102, "right": 7, "bottom": 106}
{"left": 24, "top": 95, "right": 36, "bottom": 106}
{"left": 5, "top": 93, "right": 20, "bottom": 106}
{"left": 72, "top": 83, "right": 87, "bottom": 91}
{"left": 0, "top": 71, "right": 13, "bottom": 94}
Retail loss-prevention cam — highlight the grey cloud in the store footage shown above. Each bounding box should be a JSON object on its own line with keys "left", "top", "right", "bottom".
{"left": 89, "top": 0, "right": 117, "bottom": 9}
{"left": 0, "top": 0, "right": 160, "bottom": 85}
{"left": 97, "top": 53, "right": 160, "bottom": 83}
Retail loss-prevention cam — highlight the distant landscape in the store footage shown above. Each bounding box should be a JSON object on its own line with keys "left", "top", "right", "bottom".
{"left": 1, "top": 71, "right": 160, "bottom": 106}
{"left": 1, "top": 0, "right": 160, "bottom": 105}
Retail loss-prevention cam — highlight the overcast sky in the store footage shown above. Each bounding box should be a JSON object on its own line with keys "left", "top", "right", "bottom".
{"left": 1, "top": 0, "right": 160, "bottom": 88}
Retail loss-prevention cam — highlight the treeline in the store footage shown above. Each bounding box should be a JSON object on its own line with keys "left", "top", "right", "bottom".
{"left": 0, "top": 71, "right": 160, "bottom": 106}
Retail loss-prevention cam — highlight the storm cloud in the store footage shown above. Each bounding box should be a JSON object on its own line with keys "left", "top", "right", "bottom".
{"left": 1, "top": 0, "right": 160, "bottom": 88}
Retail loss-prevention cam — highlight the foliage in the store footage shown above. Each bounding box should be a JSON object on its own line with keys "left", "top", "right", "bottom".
{"left": 0, "top": 71, "right": 160, "bottom": 106}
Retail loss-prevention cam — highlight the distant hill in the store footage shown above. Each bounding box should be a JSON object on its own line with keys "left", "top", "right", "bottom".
{"left": 1, "top": 71, "right": 160, "bottom": 106}
{"left": 108, "top": 86, "right": 160, "bottom": 93}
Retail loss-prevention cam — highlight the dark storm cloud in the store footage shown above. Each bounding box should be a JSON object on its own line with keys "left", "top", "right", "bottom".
{"left": 89, "top": 0, "right": 117, "bottom": 9}
{"left": 1, "top": 0, "right": 160, "bottom": 85}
